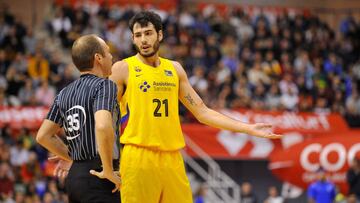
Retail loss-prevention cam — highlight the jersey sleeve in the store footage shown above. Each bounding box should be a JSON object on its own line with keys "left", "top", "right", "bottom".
{"left": 93, "top": 79, "right": 118, "bottom": 112}
{"left": 46, "top": 94, "right": 63, "bottom": 126}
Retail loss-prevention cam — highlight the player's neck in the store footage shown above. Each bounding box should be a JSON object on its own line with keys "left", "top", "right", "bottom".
{"left": 136, "top": 53, "right": 160, "bottom": 67}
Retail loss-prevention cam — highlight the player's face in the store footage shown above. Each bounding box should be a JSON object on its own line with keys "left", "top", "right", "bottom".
{"left": 97, "top": 37, "right": 113, "bottom": 77}
{"left": 132, "top": 22, "right": 163, "bottom": 57}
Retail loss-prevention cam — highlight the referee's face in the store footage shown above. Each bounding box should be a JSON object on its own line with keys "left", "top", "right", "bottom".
{"left": 97, "top": 38, "right": 113, "bottom": 77}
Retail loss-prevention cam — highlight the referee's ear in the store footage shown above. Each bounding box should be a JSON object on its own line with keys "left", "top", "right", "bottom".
{"left": 94, "top": 53, "right": 102, "bottom": 65}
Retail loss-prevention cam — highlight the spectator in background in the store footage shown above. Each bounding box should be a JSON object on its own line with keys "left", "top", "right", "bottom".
{"left": 20, "top": 152, "right": 41, "bottom": 184}
{"left": 23, "top": 27, "right": 37, "bottom": 55}
{"left": 347, "top": 194, "right": 360, "bottom": 203}
{"left": 1, "top": 25, "right": 25, "bottom": 54}
{"left": 194, "top": 184, "right": 207, "bottom": 203}
{"left": 280, "top": 86, "right": 299, "bottom": 111}
{"left": 9, "top": 52, "right": 27, "bottom": 74}
{"left": 0, "top": 89, "right": 9, "bottom": 107}
{"left": 48, "top": 51, "right": 66, "bottom": 85}
{"left": 184, "top": 41, "right": 207, "bottom": 74}
{"left": 0, "top": 49, "right": 10, "bottom": 76}
{"left": 232, "top": 76, "right": 251, "bottom": 108}
{"left": 189, "top": 65, "right": 208, "bottom": 97}
{"left": 248, "top": 62, "right": 271, "bottom": 86}
{"left": 5, "top": 66, "right": 24, "bottom": 106}
{"left": 28, "top": 51, "right": 49, "bottom": 83}
{"left": 34, "top": 79, "right": 55, "bottom": 106}
{"left": 346, "top": 88, "right": 360, "bottom": 115}
{"left": 54, "top": 64, "right": 76, "bottom": 91}
{"left": 347, "top": 157, "right": 360, "bottom": 200}
{"left": 18, "top": 79, "right": 35, "bottom": 105}
{"left": 221, "top": 50, "right": 239, "bottom": 74}
{"left": 0, "top": 73, "right": 7, "bottom": 91}
{"left": 265, "top": 83, "right": 282, "bottom": 110}
{"left": 9, "top": 139, "right": 29, "bottom": 167}
{"left": 314, "top": 97, "right": 331, "bottom": 114}
{"left": 0, "top": 162, "right": 15, "bottom": 198}
{"left": 205, "top": 34, "right": 221, "bottom": 69}
{"left": 215, "top": 61, "right": 231, "bottom": 86}
{"left": 324, "top": 53, "right": 342, "bottom": 76}
{"left": 307, "top": 168, "right": 336, "bottom": 203}
{"left": 279, "top": 73, "right": 298, "bottom": 95}
{"left": 251, "top": 83, "right": 266, "bottom": 110}
{"left": 0, "top": 137, "right": 10, "bottom": 160}
{"left": 334, "top": 186, "right": 346, "bottom": 203}
{"left": 262, "top": 51, "right": 281, "bottom": 78}
{"left": 240, "top": 182, "right": 257, "bottom": 203}
{"left": 264, "top": 186, "right": 284, "bottom": 203}
{"left": 51, "top": 7, "right": 72, "bottom": 47}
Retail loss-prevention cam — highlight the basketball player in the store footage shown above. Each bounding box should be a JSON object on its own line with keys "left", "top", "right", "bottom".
{"left": 36, "top": 35, "right": 121, "bottom": 202}
{"left": 109, "top": 11, "right": 281, "bottom": 203}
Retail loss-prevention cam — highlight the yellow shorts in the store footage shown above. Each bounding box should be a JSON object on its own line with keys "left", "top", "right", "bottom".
{"left": 120, "top": 144, "right": 193, "bottom": 203}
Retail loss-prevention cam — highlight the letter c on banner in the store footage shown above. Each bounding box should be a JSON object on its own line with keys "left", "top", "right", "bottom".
{"left": 301, "top": 143, "right": 321, "bottom": 172}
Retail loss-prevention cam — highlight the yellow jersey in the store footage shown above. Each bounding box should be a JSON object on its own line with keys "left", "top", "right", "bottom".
{"left": 119, "top": 56, "right": 185, "bottom": 151}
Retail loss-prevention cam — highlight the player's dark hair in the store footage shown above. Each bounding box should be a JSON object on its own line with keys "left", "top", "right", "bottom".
{"left": 71, "top": 34, "right": 105, "bottom": 72}
{"left": 129, "top": 11, "right": 163, "bottom": 33}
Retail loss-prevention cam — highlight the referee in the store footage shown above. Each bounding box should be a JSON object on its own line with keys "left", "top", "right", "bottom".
{"left": 36, "top": 34, "right": 121, "bottom": 203}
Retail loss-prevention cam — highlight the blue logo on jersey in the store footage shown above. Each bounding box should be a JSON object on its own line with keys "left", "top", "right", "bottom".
{"left": 139, "top": 81, "right": 151, "bottom": 92}
{"left": 164, "top": 70, "right": 173, "bottom": 76}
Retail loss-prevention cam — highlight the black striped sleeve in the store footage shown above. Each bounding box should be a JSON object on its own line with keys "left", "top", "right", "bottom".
{"left": 46, "top": 94, "right": 63, "bottom": 125}
{"left": 93, "top": 79, "right": 118, "bottom": 112}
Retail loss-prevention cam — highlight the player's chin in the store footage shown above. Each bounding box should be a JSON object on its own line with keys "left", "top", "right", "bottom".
{"left": 141, "top": 50, "right": 156, "bottom": 57}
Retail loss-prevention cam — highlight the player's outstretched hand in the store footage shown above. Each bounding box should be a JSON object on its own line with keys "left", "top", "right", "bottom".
{"left": 48, "top": 155, "right": 73, "bottom": 179}
{"left": 90, "top": 170, "right": 122, "bottom": 193}
{"left": 247, "top": 123, "right": 282, "bottom": 139}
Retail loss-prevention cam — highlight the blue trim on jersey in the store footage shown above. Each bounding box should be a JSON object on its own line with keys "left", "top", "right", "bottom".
{"left": 121, "top": 104, "right": 130, "bottom": 124}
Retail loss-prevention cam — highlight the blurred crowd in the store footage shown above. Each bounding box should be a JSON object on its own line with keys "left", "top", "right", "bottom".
{"left": 0, "top": 1, "right": 359, "bottom": 125}
{"left": 0, "top": 126, "right": 67, "bottom": 203}
{"left": 1, "top": 1, "right": 360, "bottom": 202}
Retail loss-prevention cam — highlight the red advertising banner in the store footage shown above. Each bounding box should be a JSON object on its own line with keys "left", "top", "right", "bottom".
{"left": 183, "top": 109, "right": 350, "bottom": 159}
{"left": 0, "top": 106, "right": 48, "bottom": 129}
{"left": 219, "top": 109, "right": 349, "bottom": 134}
{"left": 269, "top": 132, "right": 360, "bottom": 194}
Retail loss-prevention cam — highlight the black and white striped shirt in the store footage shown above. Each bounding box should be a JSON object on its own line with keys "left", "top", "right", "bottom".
{"left": 46, "top": 74, "right": 120, "bottom": 161}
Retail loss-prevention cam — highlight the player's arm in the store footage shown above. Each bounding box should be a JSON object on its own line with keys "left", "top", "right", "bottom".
{"left": 173, "top": 61, "right": 281, "bottom": 139}
{"left": 109, "top": 60, "right": 128, "bottom": 102}
{"left": 36, "top": 120, "right": 72, "bottom": 162}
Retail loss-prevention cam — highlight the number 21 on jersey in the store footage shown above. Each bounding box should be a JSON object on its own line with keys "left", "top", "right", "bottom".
{"left": 153, "top": 98, "right": 168, "bottom": 117}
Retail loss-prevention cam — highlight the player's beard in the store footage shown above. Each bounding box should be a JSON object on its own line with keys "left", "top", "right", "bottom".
{"left": 135, "top": 39, "right": 160, "bottom": 58}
